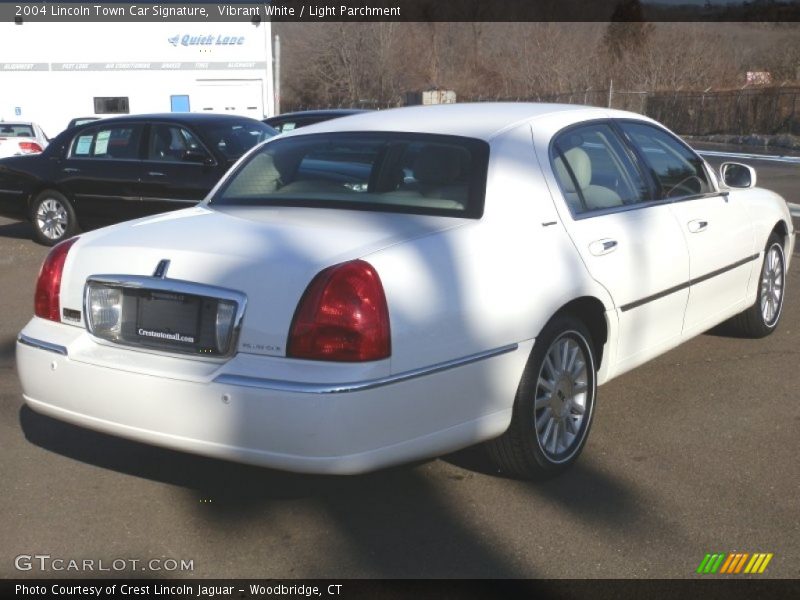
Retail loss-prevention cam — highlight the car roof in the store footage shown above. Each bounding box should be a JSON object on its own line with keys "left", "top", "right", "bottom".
{"left": 72, "top": 113, "right": 266, "bottom": 127}
{"left": 268, "top": 109, "right": 369, "bottom": 120}
{"left": 280, "top": 103, "right": 650, "bottom": 141}
{"left": 0, "top": 122, "right": 36, "bottom": 127}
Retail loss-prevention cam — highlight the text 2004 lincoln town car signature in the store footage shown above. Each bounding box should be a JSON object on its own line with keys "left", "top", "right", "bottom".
{"left": 16, "top": 104, "right": 794, "bottom": 477}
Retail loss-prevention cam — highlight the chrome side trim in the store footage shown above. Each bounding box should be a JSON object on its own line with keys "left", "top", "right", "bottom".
{"left": 17, "top": 333, "right": 68, "bottom": 356}
{"left": 140, "top": 197, "right": 199, "bottom": 204}
{"left": 214, "top": 343, "right": 520, "bottom": 394}
{"left": 74, "top": 194, "right": 140, "bottom": 202}
{"left": 619, "top": 253, "right": 759, "bottom": 312}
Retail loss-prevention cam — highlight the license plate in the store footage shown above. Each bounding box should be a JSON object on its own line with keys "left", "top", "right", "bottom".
{"left": 136, "top": 291, "right": 200, "bottom": 345}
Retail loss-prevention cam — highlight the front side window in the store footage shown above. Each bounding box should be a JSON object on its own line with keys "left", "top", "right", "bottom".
{"left": 211, "top": 132, "right": 489, "bottom": 218}
{"left": 69, "top": 125, "right": 142, "bottom": 160}
{"left": 550, "top": 123, "right": 650, "bottom": 215}
{"left": 200, "top": 120, "right": 275, "bottom": 161}
{"left": 619, "top": 122, "right": 711, "bottom": 199}
{"left": 147, "top": 125, "right": 208, "bottom": 162}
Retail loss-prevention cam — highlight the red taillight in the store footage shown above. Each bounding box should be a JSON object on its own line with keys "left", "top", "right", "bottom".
{"left": 34, "top": 237, "right": 79, "bottom": 321}
{"left": 18, "top": 141, "right": 43, "bottom": 154}
{"left": 287, "top": 260, "right": 391, "bottom": 362}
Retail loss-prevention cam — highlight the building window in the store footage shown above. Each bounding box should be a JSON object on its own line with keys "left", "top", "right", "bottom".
{"left": 94, "top": 97, "right": 129, "bottom": 114}
{"left": 170, "top": 95, "right": 190, "bottom": 113}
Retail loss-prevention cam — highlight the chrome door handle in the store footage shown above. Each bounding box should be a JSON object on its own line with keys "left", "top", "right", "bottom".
{"left": 148, "top": 171, "right": 166, "bottom": 177}
{"left": 62, "top": 167, "right": 80, "bottom": 173}
{"left": 589, "top": 239, "right": 618, "bottom": 256}
{"left": 688, "top": 220, "right": 708, "bottom": 233}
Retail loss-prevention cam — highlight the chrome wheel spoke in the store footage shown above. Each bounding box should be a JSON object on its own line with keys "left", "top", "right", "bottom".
{"left": 549, "top": 420, "right": 559, "bottom": 453}
{"left": 534, "top": 392, "right": 552, "bottom": 410}
{"left": 570, "top": 399, "right": 586, "bottom": 415}
{"left": 564, "top": 342, "right": 578, "bottom": 374}
{"left": 543, "top": 354, "right": 557, "bottom": 380}
{"left": 536, "top": 408, "right": 552, "bottom": 432}
{"left": 538, "top": 376, "right": 555, "bottom": 392}
{"left": 542, "top": 418, "right": 555, "bottom": 447}
{"left": 559, "top": 340, "right": 569, "bottom": 373}
{"left": 563, "top": 425, "right": 576, "bottom": 449}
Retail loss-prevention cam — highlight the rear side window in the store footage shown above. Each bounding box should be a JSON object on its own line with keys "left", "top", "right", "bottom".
{"left": 212, "top": 132, "right": 489, "bottom": 218}
{"left": 618, "top": 122, "right": 711, "bottom": 199}
{"left": 550, "top": 123, "right": 650, "bottom": 215}
{"left": 70, "top": 125, "right": 143, "bottom": 160}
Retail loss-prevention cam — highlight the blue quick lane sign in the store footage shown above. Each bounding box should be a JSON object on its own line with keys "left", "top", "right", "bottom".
{"left": 14, "top": 107, "right": 21, "bottom": 116}
{"left": 168, "top": 34, "right": 245, "bottom": 47}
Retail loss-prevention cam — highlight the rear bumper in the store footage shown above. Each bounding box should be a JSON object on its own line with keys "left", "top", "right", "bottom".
{"left": 16, "top": 318, "right": 531, "bottom": 474}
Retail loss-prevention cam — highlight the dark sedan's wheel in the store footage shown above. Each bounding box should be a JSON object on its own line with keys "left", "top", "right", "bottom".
{"left": 728, "top": 233, "right": 786, "bottom": 338}
{"left": 487, "top": 314, "right": 597, "bottom": 479}
{"left": 30, "top": 190, "right": 78, "bottom": 246}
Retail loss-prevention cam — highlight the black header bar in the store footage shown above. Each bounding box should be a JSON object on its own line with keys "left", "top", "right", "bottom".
{"left": 4, "top": 1, "right": 800, "bottom": 23}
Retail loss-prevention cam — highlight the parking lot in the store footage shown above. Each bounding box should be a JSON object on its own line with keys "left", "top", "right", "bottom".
{"left": 1, "top": 148, "right": 798, "bottom": 579}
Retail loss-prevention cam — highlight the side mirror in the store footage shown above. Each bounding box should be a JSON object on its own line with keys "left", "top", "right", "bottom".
{"left": 183, "top": 149, "right": 214, "bottom": 166}
{"left": 720, "top": 162, "right": 756, "bottom": 189}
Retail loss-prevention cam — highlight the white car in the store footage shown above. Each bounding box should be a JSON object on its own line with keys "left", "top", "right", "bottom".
{"left": 15, "top": 104, "right": 794, "bottom": 477}
{"left": 0, "top": 121, "right": 48, "bottom": 158}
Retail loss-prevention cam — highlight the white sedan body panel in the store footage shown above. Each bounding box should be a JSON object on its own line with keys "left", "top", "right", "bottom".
{"left": 17, "top": 317, "right": 533, "bottom": 474}
{"left": 740, "top": 187, "right": 795, "bottom": 279}
{"left": 668, "top": 193, "right": 755, "bottom": 337}
{"left": 533, "top": 112, "right": 691, "bottom": 377}
{"left": 58, "top": 204, "right": 470, "bottom": 367}
{"left": 0, "top": 121, "right": 48, "bottom": 158}
{"left": 15, "top": 103, "right": 794, "bottom": 473}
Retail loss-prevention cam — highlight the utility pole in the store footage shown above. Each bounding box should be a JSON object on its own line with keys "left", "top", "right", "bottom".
{"left": 607, "top": 79, "right": 613, "bottom": 108}
{"left": 274, "top": 34, "right": 281, "bottom": 116}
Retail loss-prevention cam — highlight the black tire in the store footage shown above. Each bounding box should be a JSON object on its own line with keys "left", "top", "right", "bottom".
{"left": 727, "top": 233, "right": 786, "bottom": 338}
{"left": 486, "top": 314, "right": 597, "bottom": 479}
{"left": 30, "top": 189, "right": 78, "bottom": 246}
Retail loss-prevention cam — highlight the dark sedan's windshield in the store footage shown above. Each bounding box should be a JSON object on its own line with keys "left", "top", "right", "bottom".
{"left": 210, "top": 132, "right": 489, "bottom": 218}
{"left": 202, "top": 120, "right": 276, "bottom": 161}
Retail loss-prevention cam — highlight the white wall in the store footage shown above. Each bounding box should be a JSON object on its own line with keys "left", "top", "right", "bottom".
{"left": 0, "top": 21, "right": 274, "bottom": 136}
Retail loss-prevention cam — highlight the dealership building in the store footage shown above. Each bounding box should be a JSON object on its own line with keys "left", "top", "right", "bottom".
{"left": 0, "top": 21, "right": 275, "bottom": 137}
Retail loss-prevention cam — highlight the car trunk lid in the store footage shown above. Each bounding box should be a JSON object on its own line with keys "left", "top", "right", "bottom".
{"left": 60, "top": 205, "right": 464, "bottom": 357}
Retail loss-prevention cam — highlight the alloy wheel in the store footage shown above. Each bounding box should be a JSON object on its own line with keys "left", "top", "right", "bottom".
{"left": 760, "top": 243, "right": 785, "bottom": 327}
{"left": 35, "top": 198, "right": 68, "bottom": 241}
{"left": 533, "top": 332, "right": 592, "bottom": 463}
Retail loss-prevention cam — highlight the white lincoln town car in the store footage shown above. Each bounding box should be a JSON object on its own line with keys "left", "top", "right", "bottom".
{"left": 16, "top": 104, "right": 794, "bottom": 477}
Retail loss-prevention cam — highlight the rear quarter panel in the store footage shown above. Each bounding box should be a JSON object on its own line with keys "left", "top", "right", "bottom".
{"left": 0, "top": 157, "right": 44, "bottom": 219}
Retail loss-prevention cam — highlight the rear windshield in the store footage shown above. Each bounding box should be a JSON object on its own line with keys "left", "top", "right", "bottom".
{"left": 200, "top": 120, "right": 276, "bottom": 161}
{"left": 210, "top": 132, "right": 489, "bottom": 218}
{"left": 0, "top": 124, "right": 35, "bottom": 137}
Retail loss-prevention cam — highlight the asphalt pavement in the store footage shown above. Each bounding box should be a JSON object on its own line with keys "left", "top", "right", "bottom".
{"left": 0, "top": 149, "right": 798, "bottom": 579}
